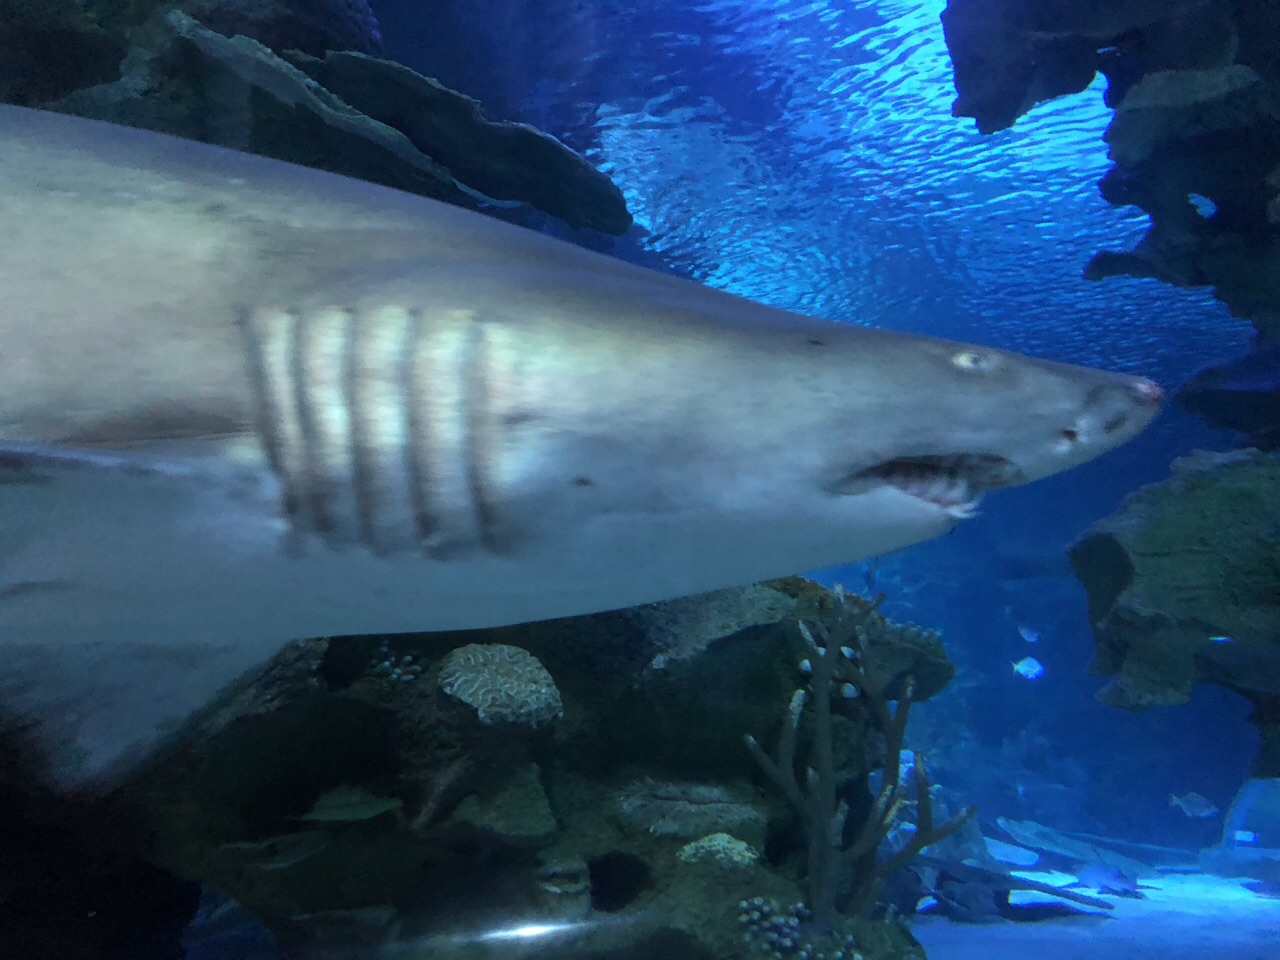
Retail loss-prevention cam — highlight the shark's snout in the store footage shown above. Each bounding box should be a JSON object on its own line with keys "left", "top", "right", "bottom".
{"left": 1129, "top": 377, "right": 1164, "bottom": 406}
{"left": 1065, "top": 375, "right": 1164, "bottom": 447}
{"left": 826, "top": 369, "right": 1162, "bottom": 518}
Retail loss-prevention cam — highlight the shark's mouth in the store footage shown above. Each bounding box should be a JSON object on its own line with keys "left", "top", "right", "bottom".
{"left": 837, "top": 454, "right": 1021, "bottom": 519}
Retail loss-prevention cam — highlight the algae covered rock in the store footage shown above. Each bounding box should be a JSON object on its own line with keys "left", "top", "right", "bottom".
{"left": 1070, "top": 449, "right": 1280, "bottom": 772}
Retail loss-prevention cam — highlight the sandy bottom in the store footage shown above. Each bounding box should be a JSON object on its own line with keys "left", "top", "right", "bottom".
{"left": 913, "top": 872, "right": 1280, "bottom": 960}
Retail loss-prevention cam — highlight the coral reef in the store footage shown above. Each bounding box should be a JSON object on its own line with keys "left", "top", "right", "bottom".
{"left": 48, "top": 579, "right": 951, "bottom": 958}
{"left": 437, "top": 643, "right": 564, "bottom": 727}
{"left": 1069, "top": 449, "right": 1280, "bottom": 774}
{"left": 942, "top": 0, "right": 1280, "bottom": 339}
{"left": 678, "top": 832, "right": 760, "bottom": 868}
{"left": 746, "top": 589, "right": 974, "bottom": 926}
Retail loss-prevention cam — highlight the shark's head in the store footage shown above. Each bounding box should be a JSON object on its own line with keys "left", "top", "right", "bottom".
{"left": 806, "top": 330, "right": 1163, "bottom": 519}
{"left": 682, "top": 322, "right": 1166, "bottom": 569}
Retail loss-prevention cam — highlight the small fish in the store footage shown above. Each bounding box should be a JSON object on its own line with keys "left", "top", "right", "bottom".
{"left": 1170, "top": 792, "right": 1220, "bottom": 819}
{"left": 1208, "top": 635, "right": 1234, "bottom": 644}
{"left": 1017, "top": 625, "right": 1041, "bottom": 644}
{"left": 861, "top": 559, "right": 880, "bottom": 594}
{"left": 1233, "top": 830, "right": 1258, "bottom": 845}
{"left": 1068, "top": 863, "right": 1146, "bottom": 899}
{"left": 1011, "top": 656, "right": 1044, "bottom": 680}
{"left": 1188, "top": 193, "right": 1218, "bottom": 218}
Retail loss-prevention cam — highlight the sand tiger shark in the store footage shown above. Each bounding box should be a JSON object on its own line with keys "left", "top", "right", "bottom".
{"left": 0, "top": 105, "right": 1162, "bottom": 792}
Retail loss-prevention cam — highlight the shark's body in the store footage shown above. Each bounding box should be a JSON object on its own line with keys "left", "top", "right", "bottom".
{"left": 0, "top": 105, "right": 1162, "bottom": 791}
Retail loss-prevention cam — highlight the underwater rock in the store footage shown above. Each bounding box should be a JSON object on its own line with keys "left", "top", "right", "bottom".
{"left": 1201, "top": 776, "right": 1280, "bottom": 883}
{"left": 0, "top": 1, "right": 126, "bottom": 107}
{"left": 1084, "top": 62, "right": 1280, "bottom": 305}
{"left": 940, "top": 0, "right": 1218, "bottom": 135}
{"left": 0, "top": 0, "right": 379, "bottom": 110}
{"left": 615, "top": 778, "right": 767, "bottom": 840}
{"left": 627, "top": 582, "right": 801, "bottom": 665}
{"left": 942, "top": 0, "right": 1280, "bottom": 339}
{"left": 1105, "top": 65, "right": 1268, "bottom": 167}
{"left": 1223, "top": 777, "right": 1280, "bottom": 848}
{"left": 280, "top": 49, "right": 631, "bottom": 233}
{"left": 174, "top": 0, "right": 382, "bottom": 57}
{"left": 437, "top": 643, "right": 564, "bottom": 727}
{"left": 1175, "top": 340, "right": 1280, "bottom": 449}
{"left": 41, "top": 579, "right": 951, "bottom": 958}
{"left": 996, "top": 818, "right": 1150, "bottom": 875}
{"left": 1069, "top": 449, "right": 1280, "bottom": 773}
{"left": 44, "top": 11, "right": 629, "bottom": 233}
{"left": 48, "top": 12, "right": 470, "bottom": 205}
{"left": 451, "top": 762, "right": 559, "bottom": 843}
{"left": 599, "top": 582, "right": 955, "bottom": 784}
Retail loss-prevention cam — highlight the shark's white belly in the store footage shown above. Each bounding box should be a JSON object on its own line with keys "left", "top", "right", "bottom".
{"left": 0, "top": 445, "right": 951, "bottom": 790}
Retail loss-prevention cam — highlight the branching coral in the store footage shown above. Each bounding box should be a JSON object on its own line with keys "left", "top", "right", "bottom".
{"left": 745, "top": 588, "right": 975, "bottom": 927}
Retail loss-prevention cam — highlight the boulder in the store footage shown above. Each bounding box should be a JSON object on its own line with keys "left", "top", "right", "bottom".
{"left": 1069, "top": 449, "right": 1280, "bottom": 773}
{"left": 47, "top": 12, "right": 630, "bottom": 232}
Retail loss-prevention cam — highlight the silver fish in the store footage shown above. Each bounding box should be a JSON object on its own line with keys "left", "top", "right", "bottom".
{"left": 0, "top": 106, "right": 1163, "bottom": 791}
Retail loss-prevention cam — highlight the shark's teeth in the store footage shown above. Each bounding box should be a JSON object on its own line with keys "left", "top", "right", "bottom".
{"left": 889, "top": 472, "right": 973, "bottom": 510}
{"left": 838, "top": 453, "right": 1017, "bottom": 514}
{"left": 945, "top": 498, "right": 983, "bottom": 520}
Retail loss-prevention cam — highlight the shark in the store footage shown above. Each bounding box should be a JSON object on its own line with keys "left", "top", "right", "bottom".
{"left": 0, "top": 105, "right": 1163, "bottom": 792}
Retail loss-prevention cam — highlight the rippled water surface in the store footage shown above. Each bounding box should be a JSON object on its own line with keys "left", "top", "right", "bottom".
{"left": 384, "top": 0, "right": 1252, "bottom": 382}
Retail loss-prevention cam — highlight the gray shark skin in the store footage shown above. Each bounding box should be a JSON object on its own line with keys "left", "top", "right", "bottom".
{"left": 0, "top": 105, "right": 1162, "bottom": 791}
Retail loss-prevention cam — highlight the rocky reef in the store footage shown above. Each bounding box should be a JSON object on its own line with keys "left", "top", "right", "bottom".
{"left": 1175, "top": 338, "right": 1280, "bottom": 450}
{"left": 1, "top": 3, "right": 630, "bottom": 234}
{"left": 0, "top": 0, "right": 382, "bottom": 106}
{"left": 1069, "top": 449, "right": 1280, "bottom": 775}
{"left": 5, "top": 579, "right": 960, "bottom": 959}
{"left": 944, "top": 0, "right": 1280, "bottom": 792}
{"left": 942, "top": 0, "right": 1280, "bottom": 339}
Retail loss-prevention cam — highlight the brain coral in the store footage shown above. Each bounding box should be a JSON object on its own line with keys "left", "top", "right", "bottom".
{"left": 437, "top": 643, "right": 563, "bottom": 727}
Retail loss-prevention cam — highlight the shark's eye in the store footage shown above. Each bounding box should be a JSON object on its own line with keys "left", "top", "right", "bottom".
{"left": 951, "top": 350, "right": 994, "bottom": 373}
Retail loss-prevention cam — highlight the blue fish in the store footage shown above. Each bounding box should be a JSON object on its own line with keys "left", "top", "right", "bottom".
{"left": 1017, "top": 625, "right": 1041, "bottom": 644}
{"left": 1011, "top": 656, "right": 1045, "bottom": 680}
{"left": 1208, "top": 635, "right": 1234, "bottom": 644}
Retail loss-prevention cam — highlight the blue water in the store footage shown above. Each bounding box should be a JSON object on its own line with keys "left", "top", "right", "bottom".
{"left": 371, "top": 0, "right": 1260, "bottom": 851}
{"left": 8, "top": 1, "right": 1267, "bottom": 957}
{"left": 380, "top": 0, "right": 1251, "bottom": 380}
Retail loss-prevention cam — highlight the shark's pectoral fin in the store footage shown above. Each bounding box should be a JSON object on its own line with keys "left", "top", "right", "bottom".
{"left": 0, "top": 439, "right": 290, "bottom": 792}
{"left": 0, "top": 623, "right": 282, "bottom": 794}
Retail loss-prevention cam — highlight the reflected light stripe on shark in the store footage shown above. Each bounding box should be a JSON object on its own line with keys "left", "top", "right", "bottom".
{"left": 0, "top": 106, "right": 1162, "bottom": 791}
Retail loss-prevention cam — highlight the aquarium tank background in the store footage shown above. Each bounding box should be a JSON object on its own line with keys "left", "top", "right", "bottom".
{"left": 0, "top": 1, "right": 1278, "bottom": 959}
